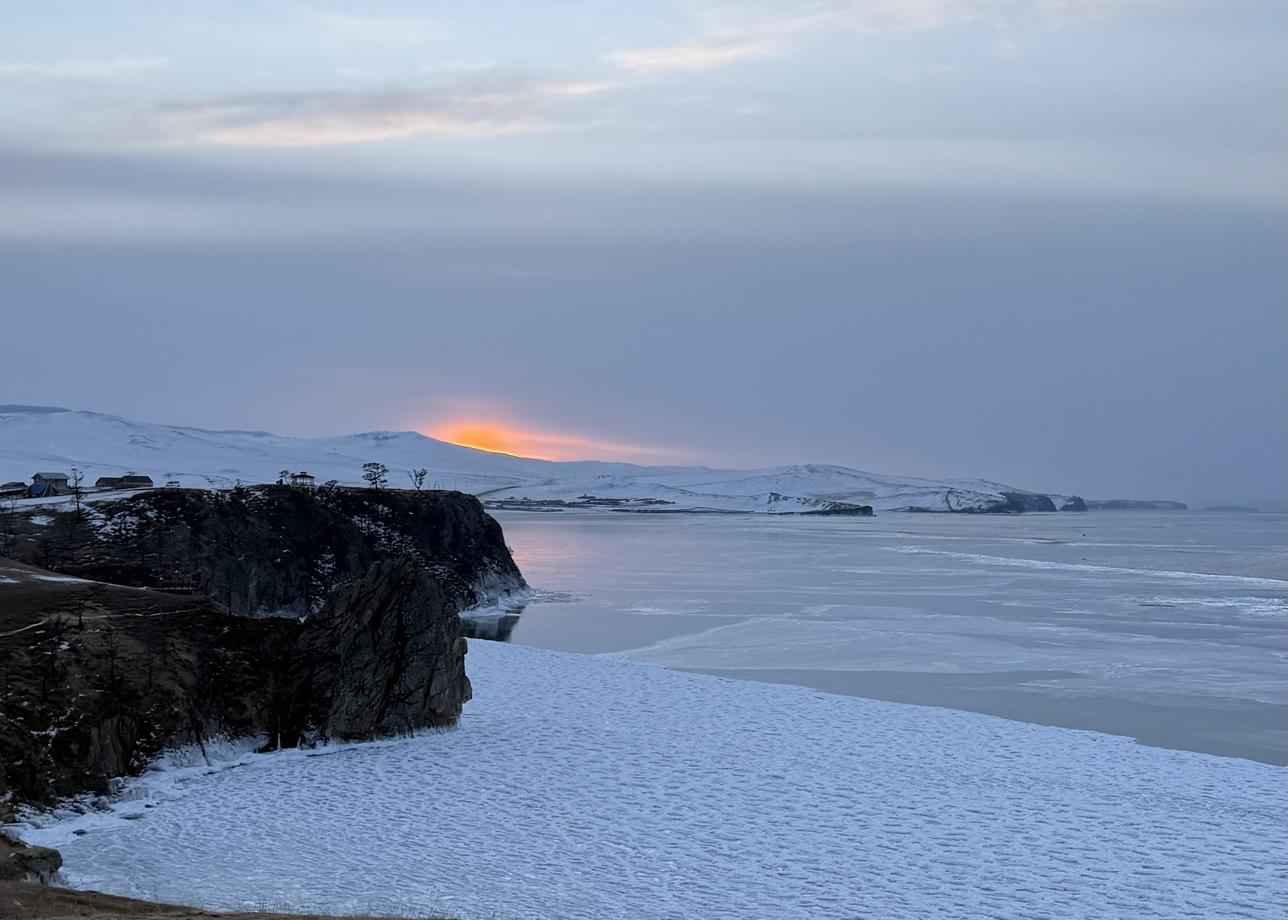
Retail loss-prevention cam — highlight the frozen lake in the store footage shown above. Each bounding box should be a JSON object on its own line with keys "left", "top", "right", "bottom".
{"left": 16, "top": 510, "right": 1286, "bottom": 919}
{"left": 20, "top": 641, "right": 1288, "bottom": 920}
{"left": 482, "top": 510, "right": 1288, "bottom": 763}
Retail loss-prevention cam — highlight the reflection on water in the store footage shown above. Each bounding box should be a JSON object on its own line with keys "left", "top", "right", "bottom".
{"left": 462, "top": 609, "right": 525, "bottom": 642}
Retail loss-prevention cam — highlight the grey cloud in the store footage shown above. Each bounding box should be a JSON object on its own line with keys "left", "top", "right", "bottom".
{"left": 135, "top": 76, "right": 615, "bottom": 148}
{"left": 0, "top": 147, "right": 1283, "bottom": 505}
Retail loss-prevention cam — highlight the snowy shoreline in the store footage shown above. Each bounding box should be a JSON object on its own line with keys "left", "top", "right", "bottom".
{"left": 13, "top": 640, "right": 1286, "bottom": 920}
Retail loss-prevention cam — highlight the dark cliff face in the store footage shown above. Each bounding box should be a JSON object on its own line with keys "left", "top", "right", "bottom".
{"left": 301, "top": 557, "right": 472, "bottom": 740}
{"left": 0, "top": 487, "right": 521, "bottom": 815}
{"left": 15, "top": 485, "right": 523, "bottom": 618}
{"left": 921, "top": 490, "right": 1058, "bottom": 514}
{"left": 1060, "top": 495, "right": 1089, "bottom": 512}
{"left": 996, "top": 492, "right": 1058, "bottom": 514}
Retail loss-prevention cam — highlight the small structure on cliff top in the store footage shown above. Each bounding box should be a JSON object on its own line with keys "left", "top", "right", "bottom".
{"left": 27, "top": 472, "right": 70, "bottom": 498}
{"left": 95, "top": 473, "right": 155, "bottom": 491}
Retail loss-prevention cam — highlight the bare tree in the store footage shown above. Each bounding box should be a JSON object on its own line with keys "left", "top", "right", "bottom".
{"left": 408, "top": 468, "right": 428, "bottom": 491}
{"left": 70, "top": 467, "right": 85, "bottom": 518}
{"left": 362, "top": 462, "right": 388, "bottom": 489}
{"left": 72, "top": 582, "right": 108, "bottom": 630}
{"left": 278, "top": 469, "right": 291, "bottom": 485}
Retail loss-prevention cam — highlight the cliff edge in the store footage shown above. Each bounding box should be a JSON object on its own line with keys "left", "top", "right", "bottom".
{"left": 0, "top": 486, "right": 524, "bottom": 815}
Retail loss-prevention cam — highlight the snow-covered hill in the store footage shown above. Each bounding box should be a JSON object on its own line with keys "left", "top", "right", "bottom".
{"left": 0, "top": 406, "right": 1072, "bottom": 514}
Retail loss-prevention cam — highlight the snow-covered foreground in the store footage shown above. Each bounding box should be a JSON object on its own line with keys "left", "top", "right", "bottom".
{"left": 18, "top": 641, "right": 1286, "bottom": 920}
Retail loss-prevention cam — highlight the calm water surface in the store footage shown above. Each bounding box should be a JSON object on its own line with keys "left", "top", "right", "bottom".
{"left": 479, "top": 510, "right": 1287, "bottom": 763}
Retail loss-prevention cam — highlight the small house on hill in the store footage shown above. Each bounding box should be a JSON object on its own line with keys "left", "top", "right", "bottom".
{"left": 288, "top": 471, "right": 316, "bottom": 488}
{"left": 28, "top": 472, "right": 69, "bottom": 498}
{"left": 96, "top": 474, "right": 154, "bottom": 491}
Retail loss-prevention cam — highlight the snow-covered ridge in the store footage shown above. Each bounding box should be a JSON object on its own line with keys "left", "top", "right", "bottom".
{"left": 0, "top": 406, "right": 1073, "bottom": 514}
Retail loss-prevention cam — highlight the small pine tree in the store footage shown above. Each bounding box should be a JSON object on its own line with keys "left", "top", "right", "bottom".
{"left": 362, "top": 462, "right": 388, "bottom": 489}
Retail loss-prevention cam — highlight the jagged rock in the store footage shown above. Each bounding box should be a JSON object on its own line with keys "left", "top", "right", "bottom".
{"left": 0, "top": 832, "right": 62, "bottom": 883}
{"left": 1060, "top": 495, "right": 1089, "bottom": 512}
{"left": 304, "top": 558, "right": 472, "bottom": 738}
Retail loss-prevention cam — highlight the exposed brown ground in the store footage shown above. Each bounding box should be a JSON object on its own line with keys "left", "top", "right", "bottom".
{"left": 0, "top": 881, "right": 455, "bottom": 920}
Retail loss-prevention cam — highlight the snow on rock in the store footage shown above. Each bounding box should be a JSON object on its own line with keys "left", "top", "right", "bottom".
{"left": 16, "top": 641, "right": 1286, "bottom": 920}
{"left": 0, "top": 406, "right": 1066, "bottom": 514}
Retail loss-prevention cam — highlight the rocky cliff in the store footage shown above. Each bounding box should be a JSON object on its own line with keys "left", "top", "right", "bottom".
{"left": 994, "top": 492, "right": 1058, "bottom": 514}
{"left": 0, "top": 831, "right": 61, "bottom": 883}
{"left": 15, "top": 485, "right": 522, "bottom": 617}
{"left": 0, "top": 487, "right": 524, "bottom": 815}
{"left": 910, "top": 489, "right": 1059, "bottom": 514}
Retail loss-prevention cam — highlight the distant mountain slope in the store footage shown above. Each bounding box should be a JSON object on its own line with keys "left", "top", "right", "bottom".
{"left": 1, "top": 406, "right": 1079, "bottom": 514}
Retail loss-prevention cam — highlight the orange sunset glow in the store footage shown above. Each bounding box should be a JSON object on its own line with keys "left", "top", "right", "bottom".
{"left": 434, "top": 423, "right": 547, "bottom": 459}
{"left": 428, "top": 420, "right": 669, "bottom": 463}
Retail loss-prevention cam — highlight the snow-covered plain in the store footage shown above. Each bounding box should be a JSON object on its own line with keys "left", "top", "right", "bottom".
{"left": 0, "top": 405, "right": 1072, "bottom": 513}
{"left": 17, "top": 640, "right": 1286, "bottom": 920}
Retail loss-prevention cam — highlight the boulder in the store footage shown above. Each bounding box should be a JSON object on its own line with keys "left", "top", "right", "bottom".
{"left": 0, "top": 833, "right": 62, "bottom": 883}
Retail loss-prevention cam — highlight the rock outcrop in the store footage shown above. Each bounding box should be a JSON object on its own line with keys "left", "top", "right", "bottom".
{"left": 920, "top": 490, "right": 1058, "bottom": 514}
{"left": 0, "top": 487, "right": 522, "bottom": 815}
{"left": 301, "top": 557, "right": 472, "bottom": 739}
{"left": 0, "top": 832, "right": 62, "bottom": 883}
{"left": 1059, "top": 495, "right": 1089, "bottom": 512}
{"left": 994, "top": 492, "right": 1058, "bottom": 514}
{"left": 15, "top": 485, "right": 522, "bottom": 618}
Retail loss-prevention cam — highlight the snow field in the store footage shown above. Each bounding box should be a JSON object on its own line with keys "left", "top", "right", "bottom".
{"left": 19, "top": 640, "right": 1286, "bottom": 920}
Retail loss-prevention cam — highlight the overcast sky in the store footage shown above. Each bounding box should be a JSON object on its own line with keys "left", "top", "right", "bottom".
{"left": 1, "top": 1, "right": 1284, "bottom": 505}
